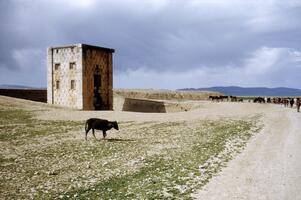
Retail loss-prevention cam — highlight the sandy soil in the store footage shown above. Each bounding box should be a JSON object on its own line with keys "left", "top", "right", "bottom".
{"left": 1, "top": 94, "right": 300, "bottom": 199}
{"left": 2, "top": 95, "right": 270, "bottom": 123}
{"left": 193, "top": 104, "right": 301, "bottom": 200}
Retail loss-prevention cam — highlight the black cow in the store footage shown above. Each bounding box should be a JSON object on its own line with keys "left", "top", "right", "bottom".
{"left": 209, "top": 96, "right": 220, "bottom": 102}
{"left": 85, "top": 118, "right": 119, "bottom": 140}
{"left": 230, "top": 96, "right": 237, "bottom": 102}
{"left": 254, "top": 97, "right": 265, "bottom": 103}
{"left": 297, "top": 98, "right": 301, "bottom": 112}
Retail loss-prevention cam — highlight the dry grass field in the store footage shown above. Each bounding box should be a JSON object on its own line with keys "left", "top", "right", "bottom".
{"left": 114, "top": 89, "right": 222, "bottom": 101}
{"left": 1, "top": 90, "right": 300, "bottom": 199}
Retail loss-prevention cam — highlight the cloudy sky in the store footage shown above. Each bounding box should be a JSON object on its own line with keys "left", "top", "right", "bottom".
{"left": 1, "top": 0, "right": 301, "bottom": 89}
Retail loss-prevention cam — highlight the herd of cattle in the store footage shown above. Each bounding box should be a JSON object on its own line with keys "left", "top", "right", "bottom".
{"left": 209, "top": 95, "right": 301, "bottom": 112}
{"left": 209, "top": 95, "right": 243, "bottom": 102}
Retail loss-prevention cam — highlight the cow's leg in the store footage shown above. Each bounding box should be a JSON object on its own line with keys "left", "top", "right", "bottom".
{"left": 85, "top": 126, "right": 91, "bottom": 141}
{"left": 92, "top": 129, "right": 97, "bottom": 140}
{"left": 103, "top": 131, "right": 107, "bottom": 140}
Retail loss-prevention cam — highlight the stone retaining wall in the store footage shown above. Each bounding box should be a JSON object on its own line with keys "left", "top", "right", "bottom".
{"left": 122, "top": 98, "right": 166, "bottom": 113}
{"left": 0, "top": 89, "right": 47, "bottom": 102}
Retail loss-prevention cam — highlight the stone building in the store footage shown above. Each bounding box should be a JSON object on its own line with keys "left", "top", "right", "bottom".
{"left": 47, "top": 43, "right": 115, "bottom": 110}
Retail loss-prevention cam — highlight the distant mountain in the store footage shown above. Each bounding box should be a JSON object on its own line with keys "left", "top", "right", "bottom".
{"left": 0, "top": 84, "right": 46, "bottom": 90}
{"left": 178, "top": 86, "right": 301, "bottom": 96}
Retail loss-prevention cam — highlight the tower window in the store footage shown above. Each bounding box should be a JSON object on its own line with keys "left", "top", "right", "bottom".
{"left": 56, "top": 80, "right": 60, "bottom": 89}
{"left": 70, "top": 80, "right": 75, "bottom": 90}
{"left": 54, "top": 63, "right": 60, "bottom": 70}
{"left": 69, "top": 62, "right": 76, "bottom": 70}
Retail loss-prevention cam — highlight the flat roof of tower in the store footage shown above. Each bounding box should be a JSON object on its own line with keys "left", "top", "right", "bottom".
{"left": 49, "top": 43, "right": 115, "bottom": 53}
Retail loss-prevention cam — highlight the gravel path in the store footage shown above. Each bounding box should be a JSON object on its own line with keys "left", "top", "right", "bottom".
{"left": 193, "top": 105, "right": 301, "bottom": 200}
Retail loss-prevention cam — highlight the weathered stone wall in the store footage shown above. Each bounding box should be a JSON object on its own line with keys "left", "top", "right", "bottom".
{"left": 122, "top": 98, "right": 166, "bottom": 113}
{"left": 47, "top": 45, "right": 83, "bottom": 109}
{"left": 82, "top": 48, "right": 113, "bottom": 110}
{"left": 0, "top": 89, "right": 47, "bottom": 102}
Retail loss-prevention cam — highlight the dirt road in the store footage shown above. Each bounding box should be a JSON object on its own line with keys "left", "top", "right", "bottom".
{"left": 193, "top": 105, "right": 301, "bottom": 199}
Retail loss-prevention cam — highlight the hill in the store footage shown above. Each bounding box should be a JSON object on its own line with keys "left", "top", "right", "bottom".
{"left": 178, "top": 86, "right": 301, "bottom": 96}
{"left": 0, "top": 84, "right": 46, "bottom": 89}
{"left": 0, "top": 84, "right": 33, "bottom": 89}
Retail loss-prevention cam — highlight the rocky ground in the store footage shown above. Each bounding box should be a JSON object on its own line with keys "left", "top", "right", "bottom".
{"left": 0, "top": 93, "right": 300, "bottom": 199}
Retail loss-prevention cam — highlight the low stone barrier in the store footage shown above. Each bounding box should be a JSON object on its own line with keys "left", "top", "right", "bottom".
{"left": 122, "top": 98, "right": 166, "bottom": 113}
{"left": 0, "top": 89, "right": 47, "bottom": 102}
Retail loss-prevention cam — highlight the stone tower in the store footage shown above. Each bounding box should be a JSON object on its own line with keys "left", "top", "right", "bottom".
{"left": 47, "top": 44, "right": 115, "bottom": 110}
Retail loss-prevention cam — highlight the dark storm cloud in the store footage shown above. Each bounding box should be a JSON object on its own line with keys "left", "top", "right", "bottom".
{"left": 0, "top": 0, "right": 301, "bottom": 88}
